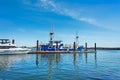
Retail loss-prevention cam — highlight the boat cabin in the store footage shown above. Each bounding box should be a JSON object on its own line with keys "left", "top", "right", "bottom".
{"left": 0, "top": 39, "right": 15, "bottom": 49}
{"left": 0, "top": 39, "right": 11, "bottom": 44}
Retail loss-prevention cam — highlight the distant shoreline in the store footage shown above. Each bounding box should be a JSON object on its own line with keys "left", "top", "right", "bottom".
{"left": 86, "top": 47, "right": 120, "bottom": 50}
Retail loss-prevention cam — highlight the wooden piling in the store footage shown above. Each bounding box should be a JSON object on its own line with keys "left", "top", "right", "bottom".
{"left": 36, "top": 40, "right": 39, "bottom": 52}
{"left": 73, "top": 42, "right": 76, "bottom": 51}
{"left": 85, "top": 42, "right": 87, "bottom": 51}
{"left": 56, "top": 42, "right": 58, "bottom": 51}
{"left": 12, "top": 39, "right": 15, "bottom": 44}
{"left": 94, "top": 43, "right": 96, "bottom": 51}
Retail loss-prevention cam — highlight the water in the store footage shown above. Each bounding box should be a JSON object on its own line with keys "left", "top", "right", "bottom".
{"left": 0, "top": 50, "right": 120, "bottom": 80}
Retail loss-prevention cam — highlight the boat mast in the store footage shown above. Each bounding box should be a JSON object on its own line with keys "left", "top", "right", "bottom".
{"left": 76, "top": 31, "right": 79, "bottom": 48}
{"left": 49, "top": 25, "right": 54, "bottom": 47}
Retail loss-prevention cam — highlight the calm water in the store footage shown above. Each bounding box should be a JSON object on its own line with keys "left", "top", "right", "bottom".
{"left": 0, "top": 50, "right": 120, "bottom": 80}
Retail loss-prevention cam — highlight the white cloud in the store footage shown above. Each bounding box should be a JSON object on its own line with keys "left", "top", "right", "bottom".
{"left": 30, "top": 0, "right": 100, "bottom": 27}
{"left": 22, "top": 0, "right": 120, "bottom": 31}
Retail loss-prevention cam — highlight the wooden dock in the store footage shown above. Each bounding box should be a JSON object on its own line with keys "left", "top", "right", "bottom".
{"left": 28, "top": 41, "right": 97, "bottom": 54}
{"left": 28, "top": 51, "right": 96, "bottom": 54}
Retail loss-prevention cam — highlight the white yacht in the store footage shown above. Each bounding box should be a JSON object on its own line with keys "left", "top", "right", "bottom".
{"left": 0, "top": 39, "right": 31, "bottom": 54}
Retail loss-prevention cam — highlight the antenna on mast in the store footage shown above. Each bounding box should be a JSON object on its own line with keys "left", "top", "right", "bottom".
{"left": 75, "top": 31, "right": 79, "bottom": 48}
{"left": 49, "top": 24, "right": 54, "bottom": 47}
{"left": 51, "top": 24, "right": 53, "bottom": 33}
{"left": 49, "top": 24, "right": 54, "bottom": 41}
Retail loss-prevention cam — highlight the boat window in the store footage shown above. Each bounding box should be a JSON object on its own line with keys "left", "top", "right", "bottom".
{"left": 0, "top": 46, "right": 16, "bottom": 49}
{"left": 49, "top": 46, "right": 52, "bottom": 49}
{"left": 0, "top": 39, "right": 10, "bottom": 44}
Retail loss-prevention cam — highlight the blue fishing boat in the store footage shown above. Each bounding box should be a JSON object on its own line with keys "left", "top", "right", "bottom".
{"left": 40, "top": 28, "right": 83, "bottom": 52}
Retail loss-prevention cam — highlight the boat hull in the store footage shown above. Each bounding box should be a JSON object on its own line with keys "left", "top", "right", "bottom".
{"left": 0, "top": 48, "right": 31, "bottom": 55}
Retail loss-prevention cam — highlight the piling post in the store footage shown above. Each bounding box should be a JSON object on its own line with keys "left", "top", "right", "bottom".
{"left": 36, "top": 40, "right": 39, "bottom": 52}
{"left": 73, "top": 42, "right": 76, "bottom": 51}
{"left": 12, "top": 39, "right": 15, "bottom": 44}
{"left": 94, "top": 43, "right": 96, "bottom": 51}
{"left": 85, "top": 42, "right": 87, "bottom": 51}
{"left": 56, "top": 42, "right": 58, "bottom": 51}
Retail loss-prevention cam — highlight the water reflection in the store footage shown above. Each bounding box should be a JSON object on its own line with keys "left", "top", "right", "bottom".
{"left": 0, "top": 54, "right": 29, "bottom": 69}
{"left": 0, "top": 52, "right": 98, "bottom": 80}
{"left": 73, "top": 53, "right": 77, "bottom": 66}
{"left": 95, "top": 52, "right": 97, "bottom": 67}
{"left": 36, "top": 52, "right": 97, "bottom": 67}
{"left": 36, "top": 54, "right": 39, "bottom": 66}
{"left": 35, "top": 52, "right": 97, "bottom": 80}
{"left": 85, "top": 52, "right": 88, "bottom": 64}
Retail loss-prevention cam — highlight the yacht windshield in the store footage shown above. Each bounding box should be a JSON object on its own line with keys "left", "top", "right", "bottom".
{"left": 0, "top": 39, "right": 10, "bottom": 44}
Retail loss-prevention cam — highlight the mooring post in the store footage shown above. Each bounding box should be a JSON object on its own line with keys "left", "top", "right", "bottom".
{"left": 73, "top": 42, "right": 76, "bottom": 51}
{"left": 36, "top": 40, "right": 39, "bottom": 52}
{"left": 56, "top": 42, "right": 58, "bottom": 51}
{"left": 12, "top": 39, "right": 15, "bottom": 44}
{"left": 94, "top": 43, "right": 96, "bottom": 51}
{"left": 85, "top": 42, "right": 87, "bottom": 51}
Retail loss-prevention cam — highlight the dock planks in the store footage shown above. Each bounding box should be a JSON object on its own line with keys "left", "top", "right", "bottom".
{"left": 28, "top": 51, "right": 96, "bottom": 54}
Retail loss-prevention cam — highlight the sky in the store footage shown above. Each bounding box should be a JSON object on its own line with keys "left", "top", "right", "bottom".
{"left": 0, "top": 0, "right": 120, "bottom": 47}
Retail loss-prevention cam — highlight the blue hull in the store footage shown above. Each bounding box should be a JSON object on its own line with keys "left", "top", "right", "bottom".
{"left": 40, "top": 44, "right": 83, "bottom": 51}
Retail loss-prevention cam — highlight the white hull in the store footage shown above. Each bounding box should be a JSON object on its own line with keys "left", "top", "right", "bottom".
{"left": 0, "top": 48, "right": 31, "bottom": 54}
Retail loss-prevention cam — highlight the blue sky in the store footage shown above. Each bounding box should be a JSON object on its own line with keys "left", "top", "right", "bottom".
{"left": 0, "top": 0, "right": 120, "bottom": 47}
